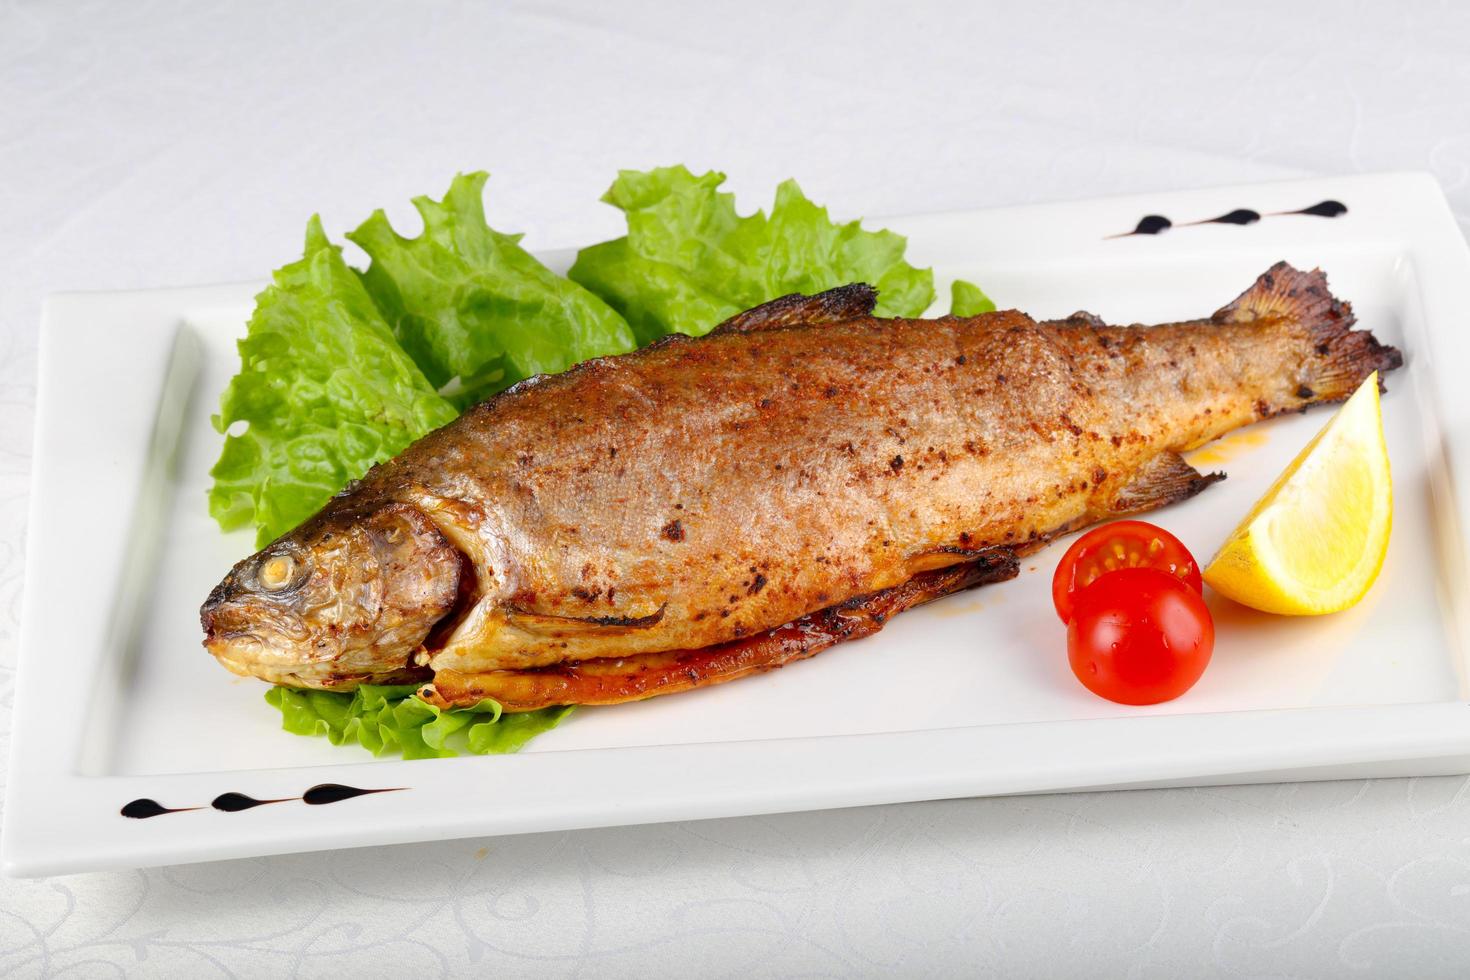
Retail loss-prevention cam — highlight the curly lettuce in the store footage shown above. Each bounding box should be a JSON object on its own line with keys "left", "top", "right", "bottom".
{"left": 349, "top": 172, "right": 638, "bottom": 408}
{"left": 569, "top": 165, "right": 940, "bottom": 343}
{"left": 265, "top": 684, "right": 573, "bottom": 759}
{"left": 207, "top": 217, "right": 457, "bottom": 548}
{"left": 950, "top": 278, "right": 997, "bottom": 316}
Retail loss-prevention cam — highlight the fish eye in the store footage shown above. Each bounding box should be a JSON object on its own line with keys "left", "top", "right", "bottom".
{"left": 258, "top": 554, "right": 298, "bottom": 591}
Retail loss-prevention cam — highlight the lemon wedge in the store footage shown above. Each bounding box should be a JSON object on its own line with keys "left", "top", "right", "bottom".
{"left": 1203, "top": 373, "right": 1391, "bottom": 614}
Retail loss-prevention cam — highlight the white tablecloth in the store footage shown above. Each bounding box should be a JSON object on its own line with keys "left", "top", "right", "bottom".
{"left": 4, "top": 1, "right": 1469, "bottom": 975}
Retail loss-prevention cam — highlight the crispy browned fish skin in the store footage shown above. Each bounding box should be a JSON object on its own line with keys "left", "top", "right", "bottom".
{"left": 202, "top": 262, "right": 1401, "bottom": 700}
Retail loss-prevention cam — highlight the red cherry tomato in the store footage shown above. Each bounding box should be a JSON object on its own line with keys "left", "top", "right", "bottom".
{"left": 1051, "top": 520, "right": 1201, "bottom": 624}
{"left": 1067, "top": 567, "right": 1214, "bottom": 705}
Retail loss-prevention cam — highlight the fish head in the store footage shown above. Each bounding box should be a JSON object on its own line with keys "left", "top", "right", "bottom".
{"left": 200, "top": 502, "right": 465, "bottom": 689}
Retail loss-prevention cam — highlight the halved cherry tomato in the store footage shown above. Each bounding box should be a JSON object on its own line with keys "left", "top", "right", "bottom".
{"left": 1051, "top": 520, "right": 1201, "bottom": 624}
{"left": 1067, "top": 567, "right": 1214, "bottom": 705}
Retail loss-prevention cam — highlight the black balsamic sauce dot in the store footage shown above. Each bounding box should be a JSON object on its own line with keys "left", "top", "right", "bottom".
{"left": 212, "top": 792, "right": 293, "bottom": 812}
{"left": 121, "top": 799, "right": 196, "bottom": 819}
{"left": 302, "top": 783, "right": 404, "bottom": 806}
{"left": 1202, "top": 208, "right": 1261, "bottom": 226}
{"left": 1131, "top": 214, "right": 1171, "bottom": 236}
{"left": 1292, "top": 199, "right": 1347, "bottom": 218}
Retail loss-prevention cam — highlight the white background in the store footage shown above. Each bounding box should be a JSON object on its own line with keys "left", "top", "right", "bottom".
{"left": 3, "top": 1, "right": 1470, "bottom": 975}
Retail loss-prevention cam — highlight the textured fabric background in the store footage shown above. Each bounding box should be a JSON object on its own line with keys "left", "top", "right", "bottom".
{"left": 3, "top": 1, "right": 1469, "bottom": 975}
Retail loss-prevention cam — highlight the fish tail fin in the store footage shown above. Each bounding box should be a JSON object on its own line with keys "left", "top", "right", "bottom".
{"left": 1213, "top": 261, "right": 1403, "bottom": 401}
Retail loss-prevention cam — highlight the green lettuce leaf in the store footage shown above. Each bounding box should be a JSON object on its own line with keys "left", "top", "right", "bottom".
{"left": 569, "top": 165, "right": 937, "bottom": 343}
{"left": 349, "top": 172, "right": 638, "bottom": 408}
{"left": 265, "top": 684, "right": 573, "bottom": 759}
{"left": 950, "top": 279, "right": 997, "bottom": 316}
{"left": 208, "top": 218, "right": 458, "bottom": 548}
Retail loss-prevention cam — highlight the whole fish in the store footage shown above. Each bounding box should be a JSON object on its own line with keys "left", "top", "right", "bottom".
{"left": 202, "top": 262, "right": 1401, "bottom": 709}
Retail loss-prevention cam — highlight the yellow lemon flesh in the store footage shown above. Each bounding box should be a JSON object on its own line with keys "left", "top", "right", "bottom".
{"left": 1203, "top": 373, "right": 1391, "bottom": 615}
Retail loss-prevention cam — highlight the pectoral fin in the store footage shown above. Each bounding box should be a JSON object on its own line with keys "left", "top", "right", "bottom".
{"left": 1110, "top": 452, "right": 1223, "bottom": 515}
{"left": 421, "top": 555, "right": 1018, "bottom": 711}
{"left": 505, "top": 605, "right": 666, "bottom": 637}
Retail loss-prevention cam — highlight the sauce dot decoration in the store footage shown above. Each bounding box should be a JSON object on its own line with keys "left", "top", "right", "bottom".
{"left": 121, "top": 784, "right": 407, "bottom": 819}
{"left": 1108, "top": 200, "right": 1346, "bottom": 239}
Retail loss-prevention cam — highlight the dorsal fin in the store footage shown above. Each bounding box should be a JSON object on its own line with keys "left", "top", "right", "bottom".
{"left": 711, "top": 283, "right": 878, "bottom": 335}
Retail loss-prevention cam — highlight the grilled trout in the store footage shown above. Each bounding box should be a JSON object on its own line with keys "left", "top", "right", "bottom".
{"left": 202, "top": 262, "right": 1401, "bottom": 709}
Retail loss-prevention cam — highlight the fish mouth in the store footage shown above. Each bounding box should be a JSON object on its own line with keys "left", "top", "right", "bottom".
{"left": 205, "top": 632, "right": 339, "bottom": 689}
{"left": 203, "top": 622, "right": 432, "bottom": 691}
{"left": 199, "top": 584, "right": 375, "bottom": 689}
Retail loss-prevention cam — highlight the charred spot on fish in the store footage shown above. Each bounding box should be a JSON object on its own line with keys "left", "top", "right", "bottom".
{"left": 1255, "top": 398, "right": 1272, "bottom": 416}
{"left": 661, "top": 519, "right": 685, "bottom": 542}
{"left": 1093, "top": 466, "right": 1108, "bottom": 485}
{"left": 824, "top": 385, "right": 839, "bottom": 398}
{"left": 1110, "top": 434, "right": 1123, "bottom": 448}
{"left": 955, "top": 354, "right": 967, "bottom": 365}
{"left": 571, "top": 587, "right": 602, "bottom": 603}
{"left": 890, "top": 455, "right": 904, "bottom": 472}
{"left": 1297, "top": 385, "right": 1315, "bottom": 399}
{"left": 748, "top": 573, "right": 768, "bottom": 596}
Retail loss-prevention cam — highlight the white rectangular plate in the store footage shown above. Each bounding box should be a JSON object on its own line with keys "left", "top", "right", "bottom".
{"left": 7, "top": 173, "right": 1470, "bottom": 877}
